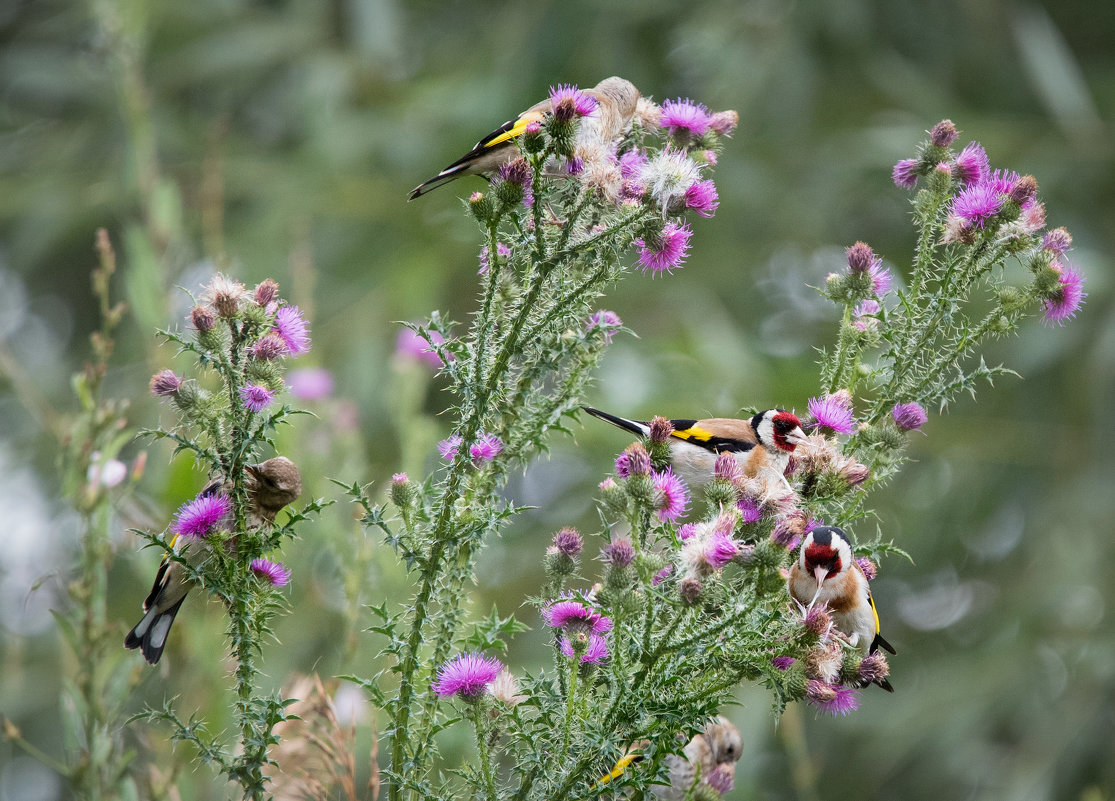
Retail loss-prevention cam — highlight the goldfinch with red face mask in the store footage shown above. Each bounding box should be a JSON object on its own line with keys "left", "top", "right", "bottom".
{"left": 408, "top": 76, "right": 640, "bottom": 200}
{"left": 788, "top": 525, "right": 895, "bottom": 691}
{"left": 582, "top": 406, "right": 808, "bottom": 490}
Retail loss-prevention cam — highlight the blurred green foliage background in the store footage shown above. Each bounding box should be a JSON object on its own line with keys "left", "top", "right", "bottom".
{"left": 1, "top": 0, "right": 1112, "bottom": 799}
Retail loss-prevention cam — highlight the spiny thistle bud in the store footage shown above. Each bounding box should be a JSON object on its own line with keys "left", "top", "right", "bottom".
{"left": 601, "top": 538, "right": 634, "bottom": 569}
{"left": 598, "top": 477, "right": 628, "bottom": 514}
{"left": 845, "top": 242, "right": 877, "bottom": 274}
{"left": 835, "top": 457, "right": 870, "bottom": 487}
{"left": 253, "top": 278, "right": 280, "bottom": 307}
{"left": 616, "top": 442, "right": 651, "bottom": 478}
{"left": 1041, "top": 227, "right": 1073, "bottom": 257}
{"left": 928, "top": 161, "right": 954, "bottom": 194}
{"left": 891, "top": 401, "right": 928, "bottom": 432}
{"left": 244, "top": 359, "right": 282, "bottom": 390}
{"left": 750, "top": 537, "right": 788, "bottom": 571}
{"left": 1009, "top": 175, "right": 1038, "bottom": 206}
{"left": 150, "top": 369, "right": 183, "bottom": 398}
{"left": 781, "top": 662, "right": 808, "bottom": 700}
{"left": 857, "top": 651, "right": 891, "bottom": 686}
{"left": 704, "top": 478, "right": 738, "bottom": 508}
{"left": 553, "top": 527, "right": 583, "bottom": 557}
{"left": 855, "top": 556, "right": 877, "bottom": 581}
{"left": 494, "top": 158, "right": 532, "bottom": 210}
{"left": 390, "top": 472, "right": 416, "bottom": 509}
{"left": 802, "top": 605, "right": 833, "bottom": 639}
{"left": 691, "top": 784, "right": 721, "bottom": 801}
{"left": 648, "top": 416, "right": 674, "bottom": 443}
{"left": 544, "top": 546, "right": 576, "bottom": 580}
{"left": 171, "top": 380, "right": 203, "bottom": 416}
{"left": 998, "top": 284, "right": 1028, "bottom": 313}
{"left": 930, "top": 119, "right": 959, "bottom": 147}
{"left": 771, "top": 512, "right": 808, "bottom": 550}
{"left": 251, "top": 332, "right": 288, "bottom": 361}
{"left": 679, "top": 576, "right": 703, "bottom": 606}
{"left": 190, "top": 305, "right": 216, "bottom": 333}
{"left": 521, "top": 120, "right": 544, "bottom": 154}
{"left": 469, "top": 191, "right": 494, "bottom": 224}
{"left": 713, "top": 452, "right": 742, "bottom": 483}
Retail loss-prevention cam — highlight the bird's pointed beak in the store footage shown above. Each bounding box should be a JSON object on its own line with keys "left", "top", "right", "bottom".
{"left": 786, "top": 428, "right": 809, "bottom": 447}
{"left": 807, "top": 565, "right": 828, "bottom": 609}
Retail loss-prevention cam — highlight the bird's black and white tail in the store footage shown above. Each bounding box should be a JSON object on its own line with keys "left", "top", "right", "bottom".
{"left": 124, "top": 597, "right": 186, "bottom": 665}
{"left": 581, "top": 406, "right": 651, "bottom": 438}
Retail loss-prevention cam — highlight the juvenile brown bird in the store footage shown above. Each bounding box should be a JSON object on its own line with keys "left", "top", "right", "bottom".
{"left": 408, "top": 76, "right": 640, "bottom": 199}
{"left": 124, "top": 456, "right": 302, "bottom": 665}
{"left": 788, "top": 525, "right": 896, "bottom": 691}
{"left": 583, "top": 406, "right": 808, "bottom": 491}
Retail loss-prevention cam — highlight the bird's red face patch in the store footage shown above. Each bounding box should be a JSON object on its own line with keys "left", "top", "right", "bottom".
{"left": 771, "top": 411, "right": 803, "bottom": 452}
{"left": 804, "top": 543, "right": 843, "bottom": 579}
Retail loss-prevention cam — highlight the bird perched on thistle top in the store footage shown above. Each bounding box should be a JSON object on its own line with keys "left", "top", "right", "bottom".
{"left": 583, "top": 406, "right": 808, "bottom": 490}
{"left": 788, "top": 525, "right": 896, "bottom": 691}
{"left": 598, "top": 716, "right": 742, "bottom": 798}
{"left": 124, "top": 456, "right": 302, "bottom": 665}
{"left": 408, "top": 76, "right": 640, "bottom": 200}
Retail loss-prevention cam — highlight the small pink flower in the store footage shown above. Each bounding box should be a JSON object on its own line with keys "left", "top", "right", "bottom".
{"left": 274, "top": 306, "right": 311, "bottom": 356}
{"left": 635, "top": 222, "right": 692, "bottom": 276}
{"left": 239, "top": 384, "right": 276, "bottom": 413}
{"left": 469, "top": 433, "right": 503, "bottom": 464}
{"left": 1042, "top": 261, "right": 1086, "bottom": 327}
{"left": 652, "top": 469, "right": 690, "bottom": 522}
{"left": 173, "top": 492, "right": 231, "bottom": 540}
{"left": 433, "top": 652, "right": 503, "bottom": 699}
{"left": 250, "top": 558, "right": 291, "bottom": 587}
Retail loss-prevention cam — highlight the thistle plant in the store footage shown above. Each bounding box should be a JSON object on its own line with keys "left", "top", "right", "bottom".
{"left": 351, "top": 105, "right": 1085, "bottom": 801}
{"left": 345, "top": 85, "right": 738, "bottom": 800}
{"left": 130, "top": 273, "right": 326, "bottom": 800}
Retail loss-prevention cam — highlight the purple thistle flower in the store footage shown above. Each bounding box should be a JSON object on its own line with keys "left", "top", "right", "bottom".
{"left": 548, "top": 84, "right": 598, "bottom": 118}
{"left": 648, "top": 416, "right": 675, "bottom": 443}
{"left": 954, "top": 141, "right": 989, "bottom": 185}
{"left": 660, "top": 98, "right": 712, "bottom": 138}
{"left": 239, "top": 383, "right": 277, "bottom": 413}
{"left": 714, "top": 452, "right": 743, "bottom": 483}
{"left": 929, "top": 119, "right": 958, "bottom": 148}
{"left": 616, "top": 443, "right": 651, "bottom": 478}
{"left": 274, "top": 306, "right": 310, "bottom": 356}
{"left": 560, "top": 633, "right": 610, "bottom": 665}
{"left": 437, "top": 434, "right": 463, "bottom": 461}
{"left": 619, "top": 149, "right": 648, "bottom": 178}
{"left": 683, "top": 179, "right": 720, "bottom": 217}
{"left": 396, "top": 327, "right": 449, "bottom": 369}
{"left": 543, "top": 594, "right": 611, "bottom": 634}
{"left": 433, "top": 652, "right": 504, "bottom": 699}
{"left": 250, "top": 558, "right": 292, "bottom": 587}
{"left": 149, "top": 369, "right": 183, "bottom": 398}
{"left": 585, "top": 309, "right": 622, "bottom": 344}
{"left": 705, "top": 530, "right": 739, "bottom": 570}
{"left": 705, "top": 768, "right": 734, "bottom": 795}
{"left": 803, "top": 605, "right": 833, "bottom": 637}
{"left": 635, "top": 221, "right": 692, "bottom": 276}
{"left": 173, "top": 492, "right": 231, "bottom": 540}
{"left": 853, "top": 299, "right": 880, "bottom": 319}
{"left": 1042, "top": 227, "right": 1073, "bottom": 256}
{"left": 652, "top": 564, "right": 674, "bottom": 586}
{"left": 251, "top": 333, "right": 288, "bottom": 361}
{"left": 845, "top": 241, "right": 878, "bottom": 274}
{"left": 496, "top": 158, "right": 534, "bottom": 207}
{"left": 868, "top": 260, "right": 893, "bottom": 296}
{"left": 737, "top": 496, "right": 762, "bottom": 524}
{"left": 855, "top": 557, "right": 878, "bottom": 581}
{"left": 286, "top": 367, "right": 334, "bottom": 401}
{"left": 858, "top": 652, "right": 891, "bottom": 686}
{"left": 807, "top": 394, "right": 856, "bottom": 435}
{"left": 553, "top": 528, "right": 583, "bottom": 556}
{"left": 392, "top": 472, "right": 408, "bottom": 484}
{"left": 652, "top": 469, "right": 690, "bottom": 522}
{"left": 891, "top": 158, "right": 920, "bottom": 190}
{"left": 806, "top": 680, "right": 860, "bottom": 716}
{"left": 190, "top": 305, "right": 216, "bottom": 332}
{"left": 602, "top": 538, "right": 635, "bottom": 568}
{"left": 771, "top": 656, "right": 796, "bottom": 671}
{"left": 892, "top": 401, "right": 928, "bottom": 431}
{"left": 469, "top": 433, "right": 503, "bottom": 464}
{"left": 981, "top": 168, "right": 1021, "bottom": 198}
{"left": 1042, "top": 261, "right": 1087, "bottom": 326}
{"left": 678, "top": 523, "right": 698, "bottom": 542}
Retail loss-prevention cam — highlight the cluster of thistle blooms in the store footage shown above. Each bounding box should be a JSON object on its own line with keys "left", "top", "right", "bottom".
{"left": 147, "top": 274, "right": 311, "bottom": 585}
{"left": 467, "top": 84, "right": 738, "bottom": 277}
{"left": 829, "top": 119, "right": 1085, "bottom": 327}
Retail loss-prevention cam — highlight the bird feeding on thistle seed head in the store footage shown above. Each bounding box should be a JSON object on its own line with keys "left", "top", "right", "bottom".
{"left": 788, "top": 525, "right": 896, "bottom": 691}
{"left": 124, "top": 456, "right": 302, "bottom": 666}
{"left": 407, "top": 77, "right": 640, "bottom": 200}
{"left": 582, "top": 406, "right": 808, "bottom": 491}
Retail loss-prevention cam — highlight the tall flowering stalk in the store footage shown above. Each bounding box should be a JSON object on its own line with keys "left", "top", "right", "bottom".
{"left": 349, "top": 85, "right": 737, "bottom": 800}
{"left": 134, "top": 274, "right": 326, "bottom": 801}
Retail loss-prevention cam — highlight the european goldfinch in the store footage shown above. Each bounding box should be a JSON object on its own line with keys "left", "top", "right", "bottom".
{"left": 788, "top": 525, "right": 895, "bottom": 691}
{"left": 598, "top": 716, "right": 742, "bottom": 798}
{"left": 582, "top": 406, "right": 808, "bottom": 490}
{"left": 408, "top": 76, "right": 640, "bottom": 200}
{"left": 124, "top": 456, "right": 302, "bottom": 665}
